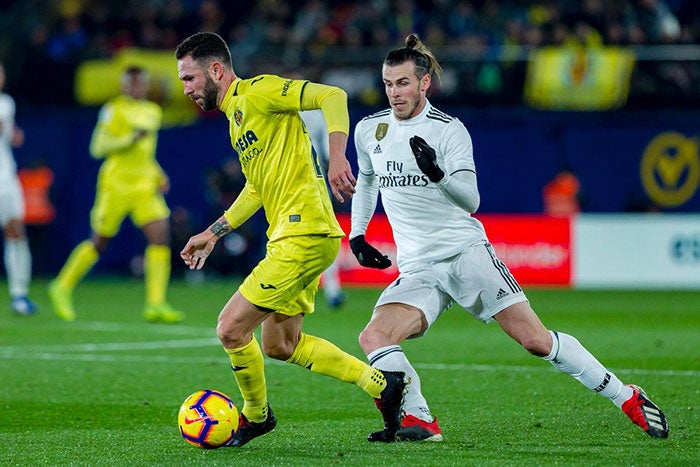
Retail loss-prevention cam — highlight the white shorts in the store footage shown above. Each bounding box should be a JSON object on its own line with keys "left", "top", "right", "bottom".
{"left": 0, "top": 174, "right": 24, "bottom": 227}
{"left": 375, "top": 241, "right": 528, "bottom": 336}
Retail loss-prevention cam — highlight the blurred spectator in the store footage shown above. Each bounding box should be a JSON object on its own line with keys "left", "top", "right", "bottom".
{"left": 542, "top": 167, "right": 582, "bottom": 216}
{"left": 0, "top": 0, "right": 699, "bottom": 108}
{"left": 301, "top": 109, "right": 346, "bottom": 308}
{"left": 18, "top": 158, "right": 56, "bottom": 276}
{"left": 0, "top": 61, "right": 38, "bottom": 314}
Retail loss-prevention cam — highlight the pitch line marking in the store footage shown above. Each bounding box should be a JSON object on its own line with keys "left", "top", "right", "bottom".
{"left": 0, "top": 337, "right": 697, "bottom": 377}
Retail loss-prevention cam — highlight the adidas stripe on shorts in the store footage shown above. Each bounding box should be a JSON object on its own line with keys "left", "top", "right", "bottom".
{"left": 374, "top": 241, "right": 528, "bottom": 335}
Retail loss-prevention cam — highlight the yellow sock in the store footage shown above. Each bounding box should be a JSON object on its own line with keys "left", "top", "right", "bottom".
{"left": 287, "top": 333, "right": 387, "bottom": 398}
{"left": 56, "top": 240, "right": 98, "bottom": 290}
{"left": 144, "top": 244, "right": 171, "bottom": 305}
{"left": 224, "top": 335, "right": 268, "bottom": 423}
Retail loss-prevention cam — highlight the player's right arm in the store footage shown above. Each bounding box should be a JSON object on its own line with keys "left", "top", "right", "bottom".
{"left": 180, "top": 215, "right": 230, "bottom": 270}
{"left": 349, "top": 122, "right": 391, "bottom": 269}
{"left": 223, "top": 182, "right": 262, "bottom": 229}
{"left": 181, "top": 182, "right": 262, "bottom": 270}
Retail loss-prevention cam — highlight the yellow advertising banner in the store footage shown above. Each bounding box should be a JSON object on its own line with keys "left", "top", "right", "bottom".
{"left": 524, "top": 46, "right": 635, "bottom": 110}
{"left": 74, "top": 48, "right": 198, "bottom": 127}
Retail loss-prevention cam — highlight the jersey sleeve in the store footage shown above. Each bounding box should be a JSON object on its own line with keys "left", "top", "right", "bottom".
{"left": 299, "top": 82, "right": 349, "bottom": 135}
{"left": 223, "top": 181, "right": 263, "bottom": 229}
{"left": 434, "top": 120, "right": 480, "bottom": 213}
{"left": 249, "top": 75, "right": 307, "bottom": 112}
{"left": 350, "top": 120, "right": 379, "bottom": 238}
{"left": 354, "top": 120, "right": 375, "bottom": 177}
{"left": 439, "top": 119, "right": 475, "bottom": 176}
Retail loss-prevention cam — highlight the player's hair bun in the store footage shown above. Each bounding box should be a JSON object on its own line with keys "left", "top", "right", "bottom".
{"left": 405, "top": 33, "right": 420, "bottom": 50}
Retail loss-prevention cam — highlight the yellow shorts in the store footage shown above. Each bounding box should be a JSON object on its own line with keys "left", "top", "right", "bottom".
{"left": 239, "top": 235, "right": 340, "bottom": 316}
{"left": 90, "top": 187, "right": 170, "bottom": 237}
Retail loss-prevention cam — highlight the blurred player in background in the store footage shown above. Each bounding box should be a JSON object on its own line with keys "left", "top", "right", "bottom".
{"left": 49, "top": 66, "right": 184, "bottom": 324}
{"left": 175, "top": 31, "right": 407, "bottom": 446}
{"left": 0, "top": 61, "right": 37, "bottom": 315}
{"left": 350, "top": 34, "right": 668, "bottom": 441}
{"left": 300, "top": 108, "right": 346, "bottom": 308}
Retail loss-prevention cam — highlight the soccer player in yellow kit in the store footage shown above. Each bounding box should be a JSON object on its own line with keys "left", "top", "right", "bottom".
{"left": 175, "top": 32, "right": 407, "bottom": 446}
{"left": 49, "top": 66, "right": 184, "bottom": 324}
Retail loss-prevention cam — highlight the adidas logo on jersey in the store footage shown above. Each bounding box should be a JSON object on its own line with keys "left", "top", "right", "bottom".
{"left": 496, "top": 288, "right": 509, "bottom": 300}
{"left": 373, "top": 144, "right": 382, "bottom": 154}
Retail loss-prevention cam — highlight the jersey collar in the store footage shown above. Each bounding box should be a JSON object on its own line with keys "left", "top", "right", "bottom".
{"left": 392, "top": 99, "right": 432, "bottom": 126}
{"left": 219, "top": 79, "right": 240, "bottom": 117}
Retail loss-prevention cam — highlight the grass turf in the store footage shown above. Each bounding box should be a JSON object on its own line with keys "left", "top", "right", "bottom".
{"left": 1, "top": 277, "right": 698, "bottom": 466}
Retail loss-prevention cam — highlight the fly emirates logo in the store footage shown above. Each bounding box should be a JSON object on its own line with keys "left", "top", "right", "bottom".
{"left": 378, "top": 160, "right": 430, "bottom": 188}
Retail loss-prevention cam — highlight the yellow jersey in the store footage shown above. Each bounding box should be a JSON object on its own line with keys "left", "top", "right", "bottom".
{"left": 90, "top": 95, "right": 165, "bottom": 194}
{"left": 221, "top": 75, "right": 344, "bottom": 241}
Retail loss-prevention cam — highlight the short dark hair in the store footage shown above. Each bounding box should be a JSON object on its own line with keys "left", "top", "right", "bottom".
{"left": 175, "top": 32, "right": 232, "bottom": 69}
{"left": 124, "top": 65, "right": 146, "bottom": 76}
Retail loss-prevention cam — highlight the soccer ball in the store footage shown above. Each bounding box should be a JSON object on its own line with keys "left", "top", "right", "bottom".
{"left": 178, "top": 389, "right": 239, "bottom": 449}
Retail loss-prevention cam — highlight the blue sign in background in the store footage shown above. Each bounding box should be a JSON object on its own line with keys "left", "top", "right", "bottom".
{"left": 11, "top": 107, "right": 700, "bottom": 274}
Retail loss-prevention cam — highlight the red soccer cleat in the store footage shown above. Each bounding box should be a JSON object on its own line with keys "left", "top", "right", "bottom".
{"left": 396, "top": 413, "right": 443, "bottom": 442}
{"left": 621, "top": 385, "right": 668, "bottom": 439}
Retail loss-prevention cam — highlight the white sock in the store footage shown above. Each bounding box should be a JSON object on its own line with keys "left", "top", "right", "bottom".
{"left": 544, "top": 330, "right": 632, "bottom": 408}
{"left": 368, "top": 345, "right": 432, "bottom": 421}
{"left": 322, "top": 257, "right": 342, "bottom": 301}
{"left": 4, "top": 238, "right": 32, "bottom": 297}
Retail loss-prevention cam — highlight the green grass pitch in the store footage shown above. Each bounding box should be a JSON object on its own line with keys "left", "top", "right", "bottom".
{"left": 1, "top": 277, "right": 698, "bottom": 466}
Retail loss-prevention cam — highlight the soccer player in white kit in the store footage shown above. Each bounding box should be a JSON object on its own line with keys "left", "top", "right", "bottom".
{"left": 0, "top": 62, "right": 37, "bottom": 315}
{"left": 301, "top": 109, "right": 346, "bottom": 308}
{"left": 350, "top": 34, "right": 669, "bottom": 442}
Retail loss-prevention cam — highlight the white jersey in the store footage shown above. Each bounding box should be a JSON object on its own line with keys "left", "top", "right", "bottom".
{"left": 351, "top": 101, "right": 487, "bottom": 271}
{"left": 0, "top": 92, "right": 18, "bottom": 182}
{"left": 300, "top": 109, "right": 329, "bottom": 165}
{"left": 0, "top": 92, "right": 24, "bottom": 225}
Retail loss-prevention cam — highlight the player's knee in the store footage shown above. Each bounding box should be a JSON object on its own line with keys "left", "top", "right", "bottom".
{"left": 216, "top": 322, "right": 247, "bottom": 349}
{"left": 520, "top": 332, "right": 551, "bottom": 357}
{"left": 3, "top": 219, "right": 25, "bottom": 239}
{"left": 358, "top": 324, "right": 384, "bottom": 353}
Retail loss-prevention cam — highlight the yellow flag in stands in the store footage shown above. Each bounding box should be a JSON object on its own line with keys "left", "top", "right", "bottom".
{"left": 524, "top": 46, "right": 635, "bottom": 110}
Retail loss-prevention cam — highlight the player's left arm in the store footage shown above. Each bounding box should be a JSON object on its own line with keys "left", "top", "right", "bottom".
{"left": 410, "top": 123, "right": 480, "bottom": 213}
{"left": 300, "top": 82, "right": 355, "bottom": 202}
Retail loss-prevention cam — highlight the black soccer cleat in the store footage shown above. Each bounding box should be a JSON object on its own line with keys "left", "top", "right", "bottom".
{"left": 225, "top": 405, "right": 277, "bottom": 447}
{"left": 368, "top": 370, "right": 408, "bottom": 442}
{"left": 621, "top": 385, "right": 669, "bottom": 439}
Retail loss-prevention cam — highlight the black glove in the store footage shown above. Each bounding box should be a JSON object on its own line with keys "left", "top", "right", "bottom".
{"left": 409, "top": 135, "right": 444, "bottom": 183}
{"left": 349, "top": 235, "right": 391, "bottom": 269}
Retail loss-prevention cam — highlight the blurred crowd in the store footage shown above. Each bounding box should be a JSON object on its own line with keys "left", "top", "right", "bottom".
{"left": 1, "top": 0, "right": 699, "bottom": 107}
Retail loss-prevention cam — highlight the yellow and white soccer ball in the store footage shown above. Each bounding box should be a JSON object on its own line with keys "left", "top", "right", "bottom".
{"left": 178, "top": 389, "right": 239, "bottom": 449}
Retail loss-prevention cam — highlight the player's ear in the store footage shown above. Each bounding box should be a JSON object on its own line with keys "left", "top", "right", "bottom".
{"left": 210, "top": 61, "right": 224, "bottom": 81}
{"left": 420, "top": 74, "right": 431, "bottom": 93}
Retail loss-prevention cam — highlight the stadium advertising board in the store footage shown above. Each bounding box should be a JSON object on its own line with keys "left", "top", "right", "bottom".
{"left": 336, "top": 213, "right": 572, "bottom": 286}
{"left": 574, "top": 214, "right": 700, "bottom": 288}
{"left": 476, "top": 214, "right": 572, "bottom": 286}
